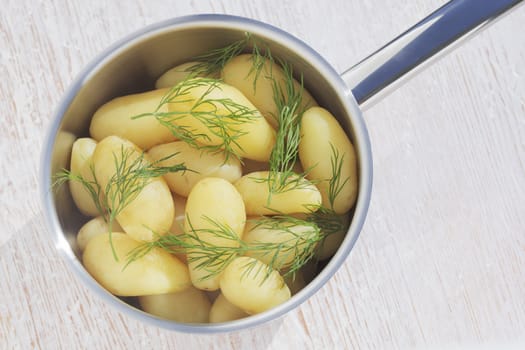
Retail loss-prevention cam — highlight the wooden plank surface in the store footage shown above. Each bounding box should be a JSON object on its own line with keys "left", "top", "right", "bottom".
{"left": 1, "top": 0, "right": 525, "bottom": 349}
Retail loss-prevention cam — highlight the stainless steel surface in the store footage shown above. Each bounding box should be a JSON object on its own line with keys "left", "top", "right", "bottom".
{"left": 343, "top": 0, "right": 524, "bottom": 109}
{"left": 40, "top": 15, "right": 373, "bottom": 333}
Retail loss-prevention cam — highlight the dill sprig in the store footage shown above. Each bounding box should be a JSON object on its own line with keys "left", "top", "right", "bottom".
{"left": 261, "top": 60, "right": 313, "bottom": 201}
{"left": 132, "top": 77, "right": 260, "bottom": 161}
{"left": 327, "top": 143, "right": 350, "bottom": 209}
{"left": 246, "top": 215, "right": 322, "bottom": 275}
{"left": 187, "top": 32, "right": 253, "bottom": 77}
{"left": 126, "top": 214, "right": 321, "bottom": 282}
{"left": 53, "top": 146, "right": 188, "bottom": 260}
{"left": 245, "top": 36, "right": 273, "bottom": 92}
{"left": 306, "top": 206, "right": 350, "bottom": 262}
{"left": 126, "top": 215, "right": 241, "bottom": 280}
{"left": 187, "top": 32, "right": 270, "bottom": 82}
{"left": 306, "top": 207, "right": 346, "bottom": 237}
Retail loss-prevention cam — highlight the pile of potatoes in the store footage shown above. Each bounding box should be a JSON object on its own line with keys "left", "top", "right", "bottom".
{"left": 68, "top": 53, "right": 358, "bottom": 323}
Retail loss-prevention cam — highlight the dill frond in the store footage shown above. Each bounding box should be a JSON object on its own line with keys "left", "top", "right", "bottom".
{"left": 126, "top": 214, "right": 322, "bottom": 283}
{"left": 132, "top": 77, "right": 261, "bottom": 161}
{"left": 246, "top": 215, "right": 322, "bottom": 277}
{"left": 327, "top": 143, "right": 350, "bottom": 209}
{"left": 187, "top": 32, "right": 253, "bottom": 77}
{"left": 262, "top": 60, "right": 313, "bottom": 201}
{"left": 187, "top": 32, "right": 270, "bottom": 81}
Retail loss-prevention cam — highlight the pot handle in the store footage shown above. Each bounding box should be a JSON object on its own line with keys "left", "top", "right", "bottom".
{"left": 342, "top": 0, "right": 524, "bottom": 109}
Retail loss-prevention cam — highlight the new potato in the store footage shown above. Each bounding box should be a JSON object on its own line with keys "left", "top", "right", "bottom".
{"left": 83, "top": 232, "right": 191, "bottom": 296}
{"left": 90, "top": 88, "right": 177, "bottom": 150}
{"left": 69, "top": 137, "right": 100, "bottom": 217}
{"left": 184, "top": 177, "right": 246, "bottom": 290}
{"left": 235, "top": 171, "right": 321, "bottom": 215}
{"left": 220, "top": 256, "right": 291, "bottom": 314}
{"left": 92, "top": 136, "right": 174, "bottom": 242}
{"left": 299, "top": 106, "right": 358, "bottom": 214}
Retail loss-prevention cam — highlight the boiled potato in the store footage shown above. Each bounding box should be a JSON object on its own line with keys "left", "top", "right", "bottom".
{"left": 92, "top": 136, "right": 174, "bottom": 242}
{"left": 69, "top": 137, "right": 100, "bottom": 217}
{"left": 209, "top": 293, "right": 249, "bottom": 323}
{"left": 77, "top": 216, "right": 122, "bottom": 252}
{"left": 234, "top": 171, "right": 321, "bottom": 215}
{"left": 222, "top": 54, "right": 318, "bottom": 128}
{"left": 139, "top": 286, "right": 211, "bottom": 323}
{"left": 184, "top": 177, "right": 246, "bottom": 290}
{"left": 155, "top": 61, "right": 218, "bottom": 89}
{"left": 166, "top": 78, "right": 276, "bottom": 162}
{"left": 83, "top": 232, "right": 191, "bottom": 296}
{"left": 243, "top": 217, "right": 320, "bottom": 270}
{"left": 220, "top": 256, "right": 291, "bottom": 314}
{"left": 90, "top": 88, "right": 177, "bottom": 150}
{"left": 299, "top": 107, "right": 358, "bottom": 214}
{"left": 147, "top": 141, "right": 242, "bottom": 197}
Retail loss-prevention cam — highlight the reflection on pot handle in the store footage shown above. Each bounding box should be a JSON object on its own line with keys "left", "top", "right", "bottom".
{"left": 342, "top": 0, "right": 524, "bottom": 109}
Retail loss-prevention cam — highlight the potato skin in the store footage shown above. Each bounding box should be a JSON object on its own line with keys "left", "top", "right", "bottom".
{"left": 184, "top": 177, "right": 246, "bottom": 291}
{"left": 139, "top": 286, "right": 211, "bottom": 323}
{"left": 83, "top": 232, "right": 191, "bottom": 296}
{"left": 147, "top": 141, "right": 242, "bottom": 197}
{"left": 219, "top": 256, "right": 291, "bottom": 314}
{"left": 298, "top": 107, "right": 358, "bottom": 214}
{"left": 209, "top": 293, "right": 248, "bottom": 323}
{"left": 90, "top": 88, "right": 177, "bottom": 150}
{"left": 234, "top": 171, "right": 321, "bottom": 215}
{"left": 92, "top": 136, "right": 174, "bottom": 242}
{"left": 222, "top": 54, "right": 318, "bottom": 128}
{"left": 69, "top": 137, "right": 100, "bottom": 217}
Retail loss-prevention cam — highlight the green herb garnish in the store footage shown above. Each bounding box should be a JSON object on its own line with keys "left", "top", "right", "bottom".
{"left": 132, "top": 77, "right": 260, "bottom": 161}
{"left": 127, "top": 215, "right": 322, "bottom": 282}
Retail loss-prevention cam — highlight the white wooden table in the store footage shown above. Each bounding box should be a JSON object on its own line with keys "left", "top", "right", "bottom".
{"left": 2, "top": 1, "right": 525, "bottom": 348}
